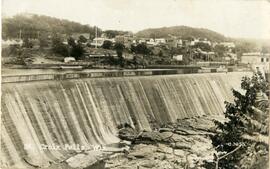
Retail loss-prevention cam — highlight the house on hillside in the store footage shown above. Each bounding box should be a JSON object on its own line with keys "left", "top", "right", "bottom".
{"left": 173, "top": 55, "right": 183, "bottom": 61}
{"left": 155, "top": 38, "right": 166, "bottom": 44}
{"left": 191, "top": 38, "right": 211, "bottom": 46}
{"left": 241, "top": 52, "right": 270, "bottom": 73}
{"left": 146, "top": 38, "right": 157, "bottom": 46}
{"left": 90, "top": 38, "right": 107, "bottom": 47}
{"left": 115, "top": 35, "right": 133, "bottom": 48}
{"left": 219, "top": 42, "right": 235, "bottom": 48}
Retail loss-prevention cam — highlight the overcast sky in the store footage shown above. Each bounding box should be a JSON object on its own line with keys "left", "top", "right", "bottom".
{"left": 2, "top": 0, "right": 270, "bottom": 39}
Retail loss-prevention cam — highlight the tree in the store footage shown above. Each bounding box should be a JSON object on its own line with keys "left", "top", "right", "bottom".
{"left": 133, "top": 43, "right": 150, "bottom": 55}
{"left": 114, "top": 42, "right": 125, "bottom": 58}
{"left": 102, "top": 40, "right": 113, "bottom": 49}
{"left": 67, "top": 37, "right": 76, "bottom": 47}
{"left": 114, "top": 42, "right": 125, "bottom": 67}
{"left": 22, "top": 38, "right": 33, "bottom": 48}
{"left": 52, "top": 34, "right": 69, "bottom": 57}
{"left": 194, "top": 42, "right": 212, "bottom": 52}
{"left": 214, "top": 44, "right": 227, "bottom": 58}
{"left": 104, "top": 30, "right": 130, "bottom": 39}
{"left": 208, "top": 72, "right": 269, "bottom": 169}
{"left": 158, "top": 50, "right": 163, "bottom": 57}
{"left": 38, "top": 34, "right": 49, "bottom": 48}
{"left": 78, "top": 35, "right": 88, "bottom": 43}
{"left": 70, "top": 43, "right": 85, "bottom": 60}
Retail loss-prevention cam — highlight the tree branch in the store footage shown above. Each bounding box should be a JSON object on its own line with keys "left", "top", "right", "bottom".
{"left": 219, "top": 145, "right": 242, "bottom": 160}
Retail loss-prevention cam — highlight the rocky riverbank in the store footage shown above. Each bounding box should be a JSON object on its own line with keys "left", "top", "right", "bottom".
{"left": 104, "top": 115, "right": 225, "bottom": 169}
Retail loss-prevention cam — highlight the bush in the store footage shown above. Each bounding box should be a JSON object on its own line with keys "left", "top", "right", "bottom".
{"left": 102, "top": 40, "right": 113, "bottom": 49}
{"left": 70, "top": 44, "right": 85, "bottom": 60}
{"left": 22, "top": 38, "right": 33, "bottom": 48}
{"left": 51, "top": 34, "right": 69, "bottom": 57}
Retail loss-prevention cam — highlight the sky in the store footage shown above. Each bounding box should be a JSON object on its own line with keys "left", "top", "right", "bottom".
{"left": 2, "top": 0, "right": 270, "bottom": 39}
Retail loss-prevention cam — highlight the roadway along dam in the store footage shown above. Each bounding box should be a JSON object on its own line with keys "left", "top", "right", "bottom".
{"left": 1, "top": 71, "right": 252, "bottom": 168}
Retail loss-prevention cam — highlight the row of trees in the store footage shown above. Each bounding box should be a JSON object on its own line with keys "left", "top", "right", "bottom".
{"left": 51, "top": 35, "right": 85, "bottom": 59}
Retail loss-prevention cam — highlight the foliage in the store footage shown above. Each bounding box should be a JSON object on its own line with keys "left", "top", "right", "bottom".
{"left": 2, "top": 14, "right": 100, "bottom": 39}
{"left": 104, "top": 30, "right": 131, "bottom": 39}
{"left": 158, "top": 50, "right": 163, "bottom": 57}
{"left": 136, "top": 26, "right": 227, "bottom": 42}
{"left": 131, "top": 43, "right": 151, "bottom": 55}
{"left": 70, "top": 44, "right": 85, "bottom": 60}
{"left": 78, "top": 35, "right": 88, "bottom": 43}
{"left": 38, "top": 34, "right": 49, "bottom": 48}
{"left": 193, "top": 42, "right": 212, "bottom": 51}
{"left": 22, "top": 38, "right": 33, "bottom": 48}
{"left": 209, "top": 72, "right": 269, "bottom": 169}
{"left": 234, "top": 41, "right": 257, "bottom": 55}
{"left": 114, "top": 42, "right": 125, "bottom": 58}
{"left": 51, "top": 34, "right": 69, "bottom": 57}
{"left": 214, "top": 44, "right": 227, "bottom": 57}
{"left": 67, "top": 37, "right": 76, "bottom": 47}
{"left": 102, "top": 40, "right": 113, "bottom": 49}
{"left": 114, "top": 42, "right": 125, "bottom": 67}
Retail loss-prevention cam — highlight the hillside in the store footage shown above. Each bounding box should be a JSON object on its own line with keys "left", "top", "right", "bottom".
{"left": 2, "top": 13, "right": 101, "bottom": 39}
{"left": 136, "top": 26, "right": 227, "bottom": 42}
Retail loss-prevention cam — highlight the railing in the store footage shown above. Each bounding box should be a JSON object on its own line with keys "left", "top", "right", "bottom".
{"left": 2, "top": 68, "right": 250, "bottom": 83}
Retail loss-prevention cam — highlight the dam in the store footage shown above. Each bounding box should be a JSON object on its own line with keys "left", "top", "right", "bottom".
{"left": 1, "top": 71, "right": 252, "bottom": 168}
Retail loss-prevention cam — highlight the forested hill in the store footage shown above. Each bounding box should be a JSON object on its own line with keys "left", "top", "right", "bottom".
{"left": 136, "top": 26, "right": 227, "bottom": 42}
{"left": 2, "top": 13, "right": 100, "bottom": 39}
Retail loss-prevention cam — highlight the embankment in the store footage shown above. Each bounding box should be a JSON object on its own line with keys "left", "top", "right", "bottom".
{"left": 1, "top": 72, "right": 251, "bottom": 168}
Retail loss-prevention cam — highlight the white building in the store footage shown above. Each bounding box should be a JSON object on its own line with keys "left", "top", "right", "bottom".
{"left": 90, "top": 38, "right": 108, "bottom": 47}
{"left": 64, "top": 57, "right": 76, "bottom": 63}
{"left": 2, "top": 39, "right": 23, "bottom": 48}
{"left": 155, "top": 38, "right": 166, "bottom": 44}
{"left": 146, "top": 38, "right": 157, "bottom": 46}
{"left": 173, "top": 55, "right": 183, "bottom": 61}
{"left": 220, "top": 42, "right": 235, "bottom": 48}
{"left": 241, "top": 52, "right": 270, "bottom": 73}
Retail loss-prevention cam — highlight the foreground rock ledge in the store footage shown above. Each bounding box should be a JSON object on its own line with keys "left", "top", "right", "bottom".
{"left": 104, "top": 115, "right": 224, "bottom": 169}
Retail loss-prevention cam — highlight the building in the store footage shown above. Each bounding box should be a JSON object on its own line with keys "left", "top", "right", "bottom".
{"left": 191, "top": 38, "right": 211, "bottom": 46}
{"left": 155, "top": 38, "right": 166, "bottom": 44}
{"left": 138, "top": 39, "right": 146, "bottom": 44}
{"left": 241, "top": 52, "right": 270, "bottom": 73}
{"left": 219, "top": 42, "right": 235, "bottom": 48}
{"left": 146, "top": 38, "right": 157, "bottom": 46}
{"left": 2, "top": 39, "right": 23, "bottom": 48}
{"left": 90, "top": 38, "right": 106, "bottom": 47}
{"left": 64, "top": 57, "right": 76, "bottom": 63}
{"left": 173, "top": 55, "right": 183, "bottom": 61}
{"left": 241, "top": 53, "right": 269, "bottom": 64}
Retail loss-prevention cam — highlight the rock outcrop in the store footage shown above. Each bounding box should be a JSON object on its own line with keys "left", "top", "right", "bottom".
{"left": 105, "top": 115, "right": 224, "bottom": 169}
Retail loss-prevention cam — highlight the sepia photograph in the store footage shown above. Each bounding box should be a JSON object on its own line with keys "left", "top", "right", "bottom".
{"left": 1, "top": 0, "right": 270, "bottom": 168}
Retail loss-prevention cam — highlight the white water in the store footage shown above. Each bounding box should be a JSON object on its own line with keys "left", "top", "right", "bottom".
{"left": 1, "top": 72, "right": 251, "bottom": 168}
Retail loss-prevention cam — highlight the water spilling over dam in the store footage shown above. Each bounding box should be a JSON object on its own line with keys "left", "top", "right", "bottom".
{"left": 1, "top": 72, "right": 251, "bottom": 168}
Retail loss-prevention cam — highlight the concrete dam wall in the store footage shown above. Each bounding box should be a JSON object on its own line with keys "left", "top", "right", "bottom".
{"left": 1, "top": 72, "right": 251, "bottom": 168}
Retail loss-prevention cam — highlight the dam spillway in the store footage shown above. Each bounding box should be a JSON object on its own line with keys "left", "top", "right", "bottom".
{"left": 1, "top": 72, "right": 251, "bottom": 168}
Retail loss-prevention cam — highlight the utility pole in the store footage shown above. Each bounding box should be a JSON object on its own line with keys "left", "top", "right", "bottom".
{"left": 19, "top": 29, "right": 22, "bottom": 40}
{"left": 95, "top": 26, "right": 98, "bottom": 49}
